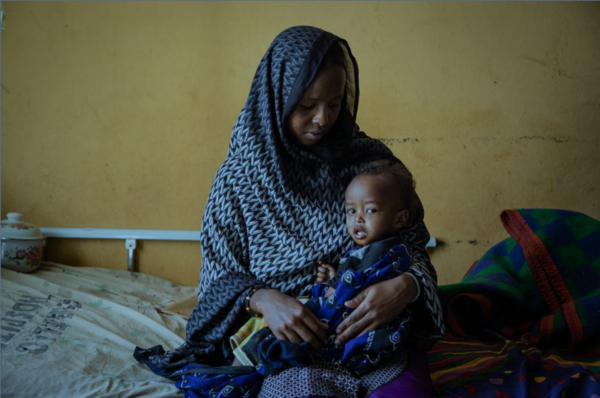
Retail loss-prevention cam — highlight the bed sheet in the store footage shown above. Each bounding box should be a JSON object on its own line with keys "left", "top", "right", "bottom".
{"left": 1, "top": 262, "right": 198, "bottom": 398}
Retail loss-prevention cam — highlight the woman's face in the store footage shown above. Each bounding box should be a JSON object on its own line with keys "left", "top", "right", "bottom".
{"left": 287, "top": 64, "right": 346, "bottom": 146}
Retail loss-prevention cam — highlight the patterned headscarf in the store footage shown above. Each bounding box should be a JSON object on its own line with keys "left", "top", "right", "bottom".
{"left": 140, "top": 26, "right": 444, "bottom": 370}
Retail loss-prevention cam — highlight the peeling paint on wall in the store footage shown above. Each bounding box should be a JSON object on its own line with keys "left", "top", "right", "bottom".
{"left": 453, "top": 240, "right": 481, "bottom": 245}
{"left": 378, "top": 138, "right": 421, "bottom": 146}
{"left": 436, "top": 136, "right": 572, "bottom": 143}
{"left": 432, "top": 239, "right": 488, "bottom": 246}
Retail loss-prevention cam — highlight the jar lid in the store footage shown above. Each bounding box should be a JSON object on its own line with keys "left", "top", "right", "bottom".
{"left": 1, "top": 213, "right": 45, "bottom": 240}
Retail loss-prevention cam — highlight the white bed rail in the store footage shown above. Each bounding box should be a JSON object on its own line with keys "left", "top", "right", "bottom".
{"left": 39, "top": 227, "right": 435, "bottom": 272}
{"left": 40, "top": 228, "right": 201, "bottom": 272}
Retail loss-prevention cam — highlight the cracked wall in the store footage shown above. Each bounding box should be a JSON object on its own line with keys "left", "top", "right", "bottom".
{"left": 2, "top": 2, "right": 599, "bottom": 285}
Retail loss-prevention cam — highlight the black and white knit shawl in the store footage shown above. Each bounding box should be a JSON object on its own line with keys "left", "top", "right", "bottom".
{"left": 147, "top": 26, "right": 444, "bottom": 370}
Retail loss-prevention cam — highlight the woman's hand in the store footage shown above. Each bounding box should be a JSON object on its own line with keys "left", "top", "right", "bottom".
{"left": 333, "top": 273, "right": 418, "bottom": 345}
{"left": 250, "top": 289, "right": 329, "bottom": 350}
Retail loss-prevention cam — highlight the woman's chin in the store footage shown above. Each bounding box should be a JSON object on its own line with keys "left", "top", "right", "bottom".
{"left": 300, "top": 132, "right": 326, "bottom": 146}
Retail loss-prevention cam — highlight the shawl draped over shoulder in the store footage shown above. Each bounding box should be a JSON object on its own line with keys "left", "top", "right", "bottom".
{"left": 136, "top": 26, "right": 445, "bottom": 372}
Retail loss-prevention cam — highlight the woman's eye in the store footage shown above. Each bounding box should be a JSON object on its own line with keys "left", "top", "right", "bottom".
{"left": 301, "top": 104, "right": 315, "bottom": 110}
{"left": 329, "top": 103, "right": 340, "bottom": 108}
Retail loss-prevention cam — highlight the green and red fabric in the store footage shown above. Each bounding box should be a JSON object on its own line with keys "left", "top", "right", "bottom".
{"left": 429, "top": 209, "right": 600, "bottom": 397}
{"left": 429, "top": 331, "right": 600, "bottom": 397}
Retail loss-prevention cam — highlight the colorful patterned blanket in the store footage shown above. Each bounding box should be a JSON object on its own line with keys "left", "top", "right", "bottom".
{"left": 428, "top": 209, "right": 600, "bottom": 397}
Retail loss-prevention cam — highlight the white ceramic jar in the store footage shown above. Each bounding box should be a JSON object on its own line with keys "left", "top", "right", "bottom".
{"left": 1, "top": 212, "right": 46, "bottom": 273}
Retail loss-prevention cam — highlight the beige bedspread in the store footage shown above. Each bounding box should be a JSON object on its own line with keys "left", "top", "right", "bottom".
{"left": 1, "top": 262, "right": 198, "bottom": 397}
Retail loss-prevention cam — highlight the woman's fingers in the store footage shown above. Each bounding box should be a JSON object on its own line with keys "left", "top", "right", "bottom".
{"left": 334, "top": 318, "right": 372, "bottom": 346}
{"left": 335, "top": 288, "right": 370, "bottom": 335}
{"left": 271, "top": 328, "right": 289, "bottom": 342}
{"left": 297, "top": 308, "right": 329, "bottom": 346}
{"left": 359, "top": 322, "right": 379, "bottom": 337}
{"left": 280, "top": 315, "right": 327, "bottom": 349}
{"left": 260, "top": 291, "right": 329, "bottom": 348}
{"left": 295, "top": 324, "right": 322, "bottom": 349}
{"left": 343, "top": 289, "right": 367, "bottom": 309}
{"left": 334, "top": 276, "right": 413, "bottom": 345}
{"left": 273, "top": 318, "right": 309, "bottom": 346}
{"left": 335, "top": 310, "right": 384, "bottom": 345}
{"left": 306, "top": 316, "right": 329, "bottom": 342}
{"left": 282, "top": 329, "right": 303, "bottom": 345}
{"left": 334, "top": 303, "right": 372, "bottom": 345}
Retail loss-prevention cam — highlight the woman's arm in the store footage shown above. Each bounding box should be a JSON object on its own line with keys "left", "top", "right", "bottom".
{"left": 188, "top": 156, "right": 283, "bottom": 357}
{"left": 199, "top": 155, "right": 334, "bottom": 352}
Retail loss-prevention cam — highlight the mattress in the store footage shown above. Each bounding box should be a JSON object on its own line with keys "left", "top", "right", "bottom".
{"left": 1, "top": 262, "right": 198, "bottom": 397}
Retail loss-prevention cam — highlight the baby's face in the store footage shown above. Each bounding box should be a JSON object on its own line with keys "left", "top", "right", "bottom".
{"left": 345, "top": 174, "right": 408, "bottom": 246}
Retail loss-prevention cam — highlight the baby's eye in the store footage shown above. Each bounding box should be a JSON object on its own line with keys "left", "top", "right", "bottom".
{"left": 346, "top": 209, "right": 355, "bottom": 215}
{"left": 366, "top": 208, "right": 377, "bottom": 214}
{"left": 300, "top": 104, "right": 315, "bottom": 110}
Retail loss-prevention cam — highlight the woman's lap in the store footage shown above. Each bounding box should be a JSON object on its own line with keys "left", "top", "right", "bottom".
{"left": 367, "top": 347, "right": 434, "bottom": 398}
{"left": 258, "top": 347, "right": 433, "bottom": 398}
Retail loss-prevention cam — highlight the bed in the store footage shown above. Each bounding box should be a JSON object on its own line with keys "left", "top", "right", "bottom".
{"left": 2, "top": 208, "right": 599, "bottom": 398}
{"left": 1, "top": 262, "right": 196, "bottom": 397}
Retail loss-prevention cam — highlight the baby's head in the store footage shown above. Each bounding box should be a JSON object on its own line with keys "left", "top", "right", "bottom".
{"left": 345, "top": 159, "right": 416, "bottom": 246}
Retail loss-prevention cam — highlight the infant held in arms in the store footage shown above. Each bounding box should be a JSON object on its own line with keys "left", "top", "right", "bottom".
{"left": 231, "top": 159, "right": 421, "bottom": 376}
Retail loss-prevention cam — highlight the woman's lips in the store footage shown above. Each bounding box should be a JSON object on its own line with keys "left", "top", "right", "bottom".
{"left": 306, "top": 130, "right": 325, "bottom": 141}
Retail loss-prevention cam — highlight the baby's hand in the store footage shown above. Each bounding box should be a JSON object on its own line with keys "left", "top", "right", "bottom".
{"left": 316, "top": 261, "right": 337, "bottom": 284}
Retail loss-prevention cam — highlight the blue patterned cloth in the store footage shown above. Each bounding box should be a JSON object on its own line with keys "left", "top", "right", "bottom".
{"left": 307, "top": 237, "right": 413, "bottom": 375}
{"left": 148, "top": 237, "right": 413, "bottom": 398}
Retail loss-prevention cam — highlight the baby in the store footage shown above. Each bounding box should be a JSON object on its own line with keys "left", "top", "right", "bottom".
{"left": 315, "top": 158, "right": 419, "bottom": 298}
{"left": 231, "top": 159, "right": 419, "bottom": 375}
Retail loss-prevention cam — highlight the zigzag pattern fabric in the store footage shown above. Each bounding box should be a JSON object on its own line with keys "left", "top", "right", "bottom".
{"left": 134, "top": 26, "right": 445, "bottom": 388}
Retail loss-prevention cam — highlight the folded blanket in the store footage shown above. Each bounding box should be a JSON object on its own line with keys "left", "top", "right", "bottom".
{"left": 440, "top": 208, "right": 600, "bottom": 354}
{"left": 429, "top": 209, "right": 600, "bottom": 398}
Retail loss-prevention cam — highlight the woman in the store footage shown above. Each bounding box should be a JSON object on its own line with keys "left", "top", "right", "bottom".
{"left": 135, "top": 26, "right": 444, "bottom": 397}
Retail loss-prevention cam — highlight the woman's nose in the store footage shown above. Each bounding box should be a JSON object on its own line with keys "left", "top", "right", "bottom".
{"left": 313, "top": 106, "right": 329, "bottom": 127}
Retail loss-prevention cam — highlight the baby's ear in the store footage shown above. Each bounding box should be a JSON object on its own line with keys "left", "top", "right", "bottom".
{"left": 394, "top": 210, "right": 410, "bottom": 229}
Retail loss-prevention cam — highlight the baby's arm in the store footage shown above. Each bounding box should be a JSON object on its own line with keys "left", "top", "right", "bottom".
{"left": 316, "top": 260, "right": 337, "bottom": 284}
{"left": 316, "top": 261, "right": 337, "bottom": 297}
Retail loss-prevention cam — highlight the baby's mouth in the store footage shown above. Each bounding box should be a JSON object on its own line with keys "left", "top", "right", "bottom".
{"left": 354, "top": 227, "right": 367, "bottom": 240}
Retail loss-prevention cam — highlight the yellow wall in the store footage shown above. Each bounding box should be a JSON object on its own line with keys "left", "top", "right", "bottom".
{"left": 2, "top": 2, "right": 599, "bottom": 286}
